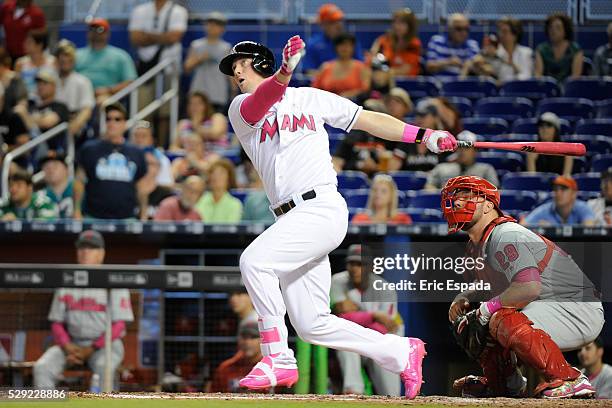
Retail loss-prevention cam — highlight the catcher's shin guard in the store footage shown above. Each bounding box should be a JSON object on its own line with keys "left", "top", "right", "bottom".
{"left": 489, "top": 309, "right": 580, "bottom": 395}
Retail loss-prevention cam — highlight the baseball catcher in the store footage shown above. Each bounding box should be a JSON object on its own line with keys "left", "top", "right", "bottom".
{"left": 443, "top": 175, "right": 604, "bottom": 398}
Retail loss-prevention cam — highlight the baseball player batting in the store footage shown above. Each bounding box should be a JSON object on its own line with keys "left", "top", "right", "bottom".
{"left": 442, "top": 176, "right": 604, "bottom": 398}
{"left": 218, "top": 35, "right": 457, "bottom": 399}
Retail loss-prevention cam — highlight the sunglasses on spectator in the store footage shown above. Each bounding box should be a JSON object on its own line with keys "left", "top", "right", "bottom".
{"left": 89, "top": 26, "right": 106, "bottom": 34}
{"left": 106, "top": 116, "right": 125, "bottom": 122}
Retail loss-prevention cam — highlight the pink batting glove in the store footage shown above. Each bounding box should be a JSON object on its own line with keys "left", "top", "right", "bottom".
{"left": 424, "top": 130, "right": 458, "bottom": 153}
{"left": 280, "top": 35, "right": 306, "bottom": 76}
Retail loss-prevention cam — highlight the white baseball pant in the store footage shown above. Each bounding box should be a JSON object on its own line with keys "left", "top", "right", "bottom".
{"left": 239, "top": 186, "right": 410, "bottom": 373}
{"left": 336, "top": 350, "right": 401, "bottom": 396}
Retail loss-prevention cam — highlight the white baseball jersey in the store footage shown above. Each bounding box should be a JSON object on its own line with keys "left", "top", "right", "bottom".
{"left": 228, "top": 87, "right": 362, "bottom": 206}
{"left": 48, "top": 288, "right": 134, "bottom": 341}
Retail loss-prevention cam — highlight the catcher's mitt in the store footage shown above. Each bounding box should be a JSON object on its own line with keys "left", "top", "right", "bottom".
{"left": 452, "top": 309, "right": 490, "bottom": 360}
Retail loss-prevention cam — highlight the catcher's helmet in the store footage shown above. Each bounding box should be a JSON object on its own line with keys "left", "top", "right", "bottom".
{"left": 219, "top": 41, "right": 275, "bottom": 77}
{"left": 441, "top": 176, "right": 501, "bottom": 233}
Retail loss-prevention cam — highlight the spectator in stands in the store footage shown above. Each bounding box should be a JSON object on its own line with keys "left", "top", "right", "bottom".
{"left": 352, "top": 175, "right": 412, "bottom": 224}
{"left": 209, "top": 321, "right": 263, "bottom": 393}
{"left": 425, "top": 131, "right": 498, "bottom": 190}
{"left": 73, "top": 102, "right": 148, "bottom": 220}
{"left": 593, "top": 22, "right": 612, "bottom": 77}
{"left": 303, "top": 3, "right": 364, "bottom": 74}
{"left": 331, "top": 244, "right": 402, "bottom": 396}
{"left": 229, "top": 288, "right": 258, "bottom": 332}
{"left": 41, "top": 153, "right": 73, "bottom": 218}
{"left": 195, "top": 158, "right": 242, "bottom": 223}
{"left": 242, "top": 172, "right": 274, "bottom": 224}
{"left": 522, "top": 176, "right": 596, "bottom": 226}
{"left": 0, "top": 0, "right": 46, "bottom": 61}
{"left": 430, "top": 97, "right": 463, "bottom": 137}
{"left": 129, "top": 0, "right": 188, "bottom": 147}
{"left": 578, "top": 336, "right": 612, "bottom": 399}
{"left": 359, "top": 53, "right": 394, "bottom": 104}
{"left": 370, "top": 8, "right": 421, "bottom": 77}
{"left": 171, "top": 133, "right": 220, "bottom": 182}
{"left": 526, "top": 112, "right": 573, "bottom": 176}
{"left": 393, "top": 99, "right": 440, "bottom": 172}
{"left": 54, "top": 40, "right": 95, "bottom": 138}
{"left": 76, "top": 19, "right": 137, "bottom": 105}
{"left": 33, "top": 230, "right": 134, "bottom": 391}
{"left": 14, "top": 30, "right": 55, "bottom": 99}
{"left": 0, "top": 46, "right": 27, "bottom": 115}
{"left": 138, "top": 149, "right": 175, "bottom": 220}
{"left": 0, "top": 169, "right": 57, "bottom": 220}
{"left": 184, "top": 12, "right": 233, "bottom": 113}
{"left": 154, "top": 175, "right": 205, "bottom": 222}
{"left": 131, "top": 120, "right": 174, "bottom": 187}
{"left": 425, "top": 13, "right": 479, "bottom": 77}
{"left": 332, "top": 99, "right": 399, "bottom": 175}
{"left": 12, "top": 68, "right": 69, "bottom": 154}
{"left": 0, "top": 85, "right": 29, "bottom": 166}
{"left": 460, "top": 34, "right": 503, "bottom": 80}
{"left": 173, "top": 91, "right": 229, "bottom": 152}
{"left": 496, "top": 16, "right": 533, "bottom": 81}
{"left": 312, "top": 33, "right": 370, "bottom": 100}
{"left": 588, "top": 169, "right": 612, "bottom": 226}
{"left": 535, "top": 13, "right": 583, "bottom": 82}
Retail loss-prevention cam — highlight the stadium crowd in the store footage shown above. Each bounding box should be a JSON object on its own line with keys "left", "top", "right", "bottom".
{"left": 0, "top": 1, "right": 612, "bottom": 227}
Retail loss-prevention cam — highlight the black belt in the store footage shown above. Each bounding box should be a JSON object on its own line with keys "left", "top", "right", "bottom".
{"left": 273, "top": 190, "right": 317, "bottom": 217}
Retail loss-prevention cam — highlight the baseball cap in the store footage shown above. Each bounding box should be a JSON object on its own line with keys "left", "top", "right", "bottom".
{"left": 75, "top": 230, "right": 105, "bottom": 249}
{"left": 39, "top": 152, "right": 68, "bottom": 168}
{"left": 415, "top": 99, "right": 438, "bottom": 117}
{"left": 206, "top": 11, "right": 227, "bottom": 24}
{"left": 318, "top": 3, "right": 344, "bottom": 22}
{"left": 55, "top": 39, "right": 76, "bottom": 57}
{"left": 238, "top": 321, "right": 260, "bottom": 339}
{"left": 538, "top": 112, "right": 560, "bottom": 131}
{"left": 387, "top": 88, "right": 413, "bottom": 110}
{"left": 552, "top": 175, "right": 578, "bottom": 191}
{"left": 346, "top": 244, "right": 362, "bottom": 263}
{"left": 88, "top": 18, "right": 110, "bottom": 33}
{"left": 35, "top": 68, "right": 58, "bottom": 85}
{"left": 457, "top": 130, "right": 477, "bottom": 143}
{"left": 9, "top": 170, "right": 32, "bottom": 185}
{"left": 105, "top": 101, "right": 127, "bottom": 118}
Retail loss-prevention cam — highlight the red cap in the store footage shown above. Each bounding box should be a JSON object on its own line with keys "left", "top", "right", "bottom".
{"left": 89, "top": 18, "right": 110, "bottom": 33}
{"left": 552, "top": 176, "right": 578, "bottom": 191}
{"left": 318, "top": 3, "right": 344, "bottom": 22}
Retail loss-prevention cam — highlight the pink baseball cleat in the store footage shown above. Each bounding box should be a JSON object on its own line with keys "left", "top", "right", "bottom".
{"left": 400, "top": 337, "right": 427, "bottom": 399}
{"left": 540, "top": 373, "right": 596, "bottom": 399}
{"left": 239, "top": 355, "right": 299, "bottom": 390}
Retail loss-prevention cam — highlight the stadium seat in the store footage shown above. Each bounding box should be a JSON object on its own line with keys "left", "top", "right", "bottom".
{"left": 408, "top": 191, "right": 442, "bottom": 209}
{"left": 597, "top": 99, "right": 612, "bottom": 118}
{"left": 394, "top": 76, "right": 440, "bottom": 100}
{"left": 499, "top": 190, "right": 538, "bottom": 212}
{"left": 574, "top": 119, "right": 612, "bottom": 137}
{"left": 337, "top": 171, "right": 369, "bottom": 190}
{"left": 499, "top": 77, "right": 560, "bottom": 100}
{"left": 463, "top": 117, "right": 508, "bottom": 136}
{"left": 222, "top": 148, "right": 242, "bottom": 165}
{"left": 591, "top": 154, "right": 612, "bottom": 173}
{"left": 474, "top": 97, "right": 533, "bottom": 122}
{"left": 512, "top": 117, "right": 572, "bottom": 135}
{"left": 343, "top": 189, "right": 370, "bottom": 208}
{"left": 490, "top": 134, "right": 538, "bottom": 142}
{"left": 477, "top": 152, "right": 524, "bottom": 172}
{"left": 440, "top": 77, "right": 498, "bottom": 100}
{"left": 537, "top": 97, "right": 595, "bottom": 122}
{"left": 230, "top": 189, "right": 251, "bottom": 203}
{"left": 574, "top": 173, "right": 602, "bottom": 192}
{"left": 445, "top": 96, "right": 473, "bottom": 118}
{"left": 403, "top": 208, "right": 444, "bottom": 223}
{"left": 572, "top": 156, "right": 588, "bottom": 173}
{"left": 328, "top": 132, "right": 345, "bottom": 154}
{"left": 578, "top": 191, "right": 600, "bottom": 201}
{"left": 564, "top": 77, "right": 612, "bottom": 101}
{"left": 501, "top": 172, "right": 557, "bottom": 191}
{"left": 562, "top": 135, "right": 612, "bottom": 157}
{"left": 388, "top": 171, "right": 428, "bottom": 191}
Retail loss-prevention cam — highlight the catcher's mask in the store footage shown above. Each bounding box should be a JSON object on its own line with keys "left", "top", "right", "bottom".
{"left": 441, "top": 176, "right": 501, "bottom": 233}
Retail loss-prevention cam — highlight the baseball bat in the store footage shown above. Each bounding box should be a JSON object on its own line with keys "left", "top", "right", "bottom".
{"left": 457, "top": 141, "right": 586, "bottom": 157}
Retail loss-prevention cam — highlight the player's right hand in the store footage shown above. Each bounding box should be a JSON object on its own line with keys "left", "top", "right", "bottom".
{"left": 281, "top": 35, "right": 306, "bottom": 75}
{"left": 449, "top": 297, "right": 470, "bottom": 322}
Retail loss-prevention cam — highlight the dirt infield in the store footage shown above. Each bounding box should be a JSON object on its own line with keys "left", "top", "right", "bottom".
{"left": 71, "top": 392, "right": 612, "bottom": 407}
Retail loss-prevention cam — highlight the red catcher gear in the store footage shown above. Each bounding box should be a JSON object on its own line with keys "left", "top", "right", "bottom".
{"left": 441, "top": 176, "right": 502, "bottom": 233}
{"left": 489, "top": 308, "right": 580, "bottom": 396}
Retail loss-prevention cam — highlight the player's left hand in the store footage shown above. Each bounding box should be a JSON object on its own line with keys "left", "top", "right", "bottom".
{"left": 281, "top": 35, "right": 306, "bottom": 75}
{"left": 453, "top": 309, "right": 489, "bottom": 360}
{"left": 423, "top": 130, "right": 457, "bottom": 154}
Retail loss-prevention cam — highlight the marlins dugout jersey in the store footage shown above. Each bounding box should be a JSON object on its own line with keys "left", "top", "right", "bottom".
{"left": 48, "top": 288, "right": 134, "bottom": 341}
{"left": 228, "top": 87, "right": 362, "bottom": 206}
{"left": 483, "top": 222, "right": 600, "bottom": 302}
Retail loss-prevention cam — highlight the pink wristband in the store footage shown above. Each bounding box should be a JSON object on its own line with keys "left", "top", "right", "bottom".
{"left": 402, "top": 124, "right": 432, "bottom": 143}
{"left": 484, "top": 296, "right": 502, "bottom": 315}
